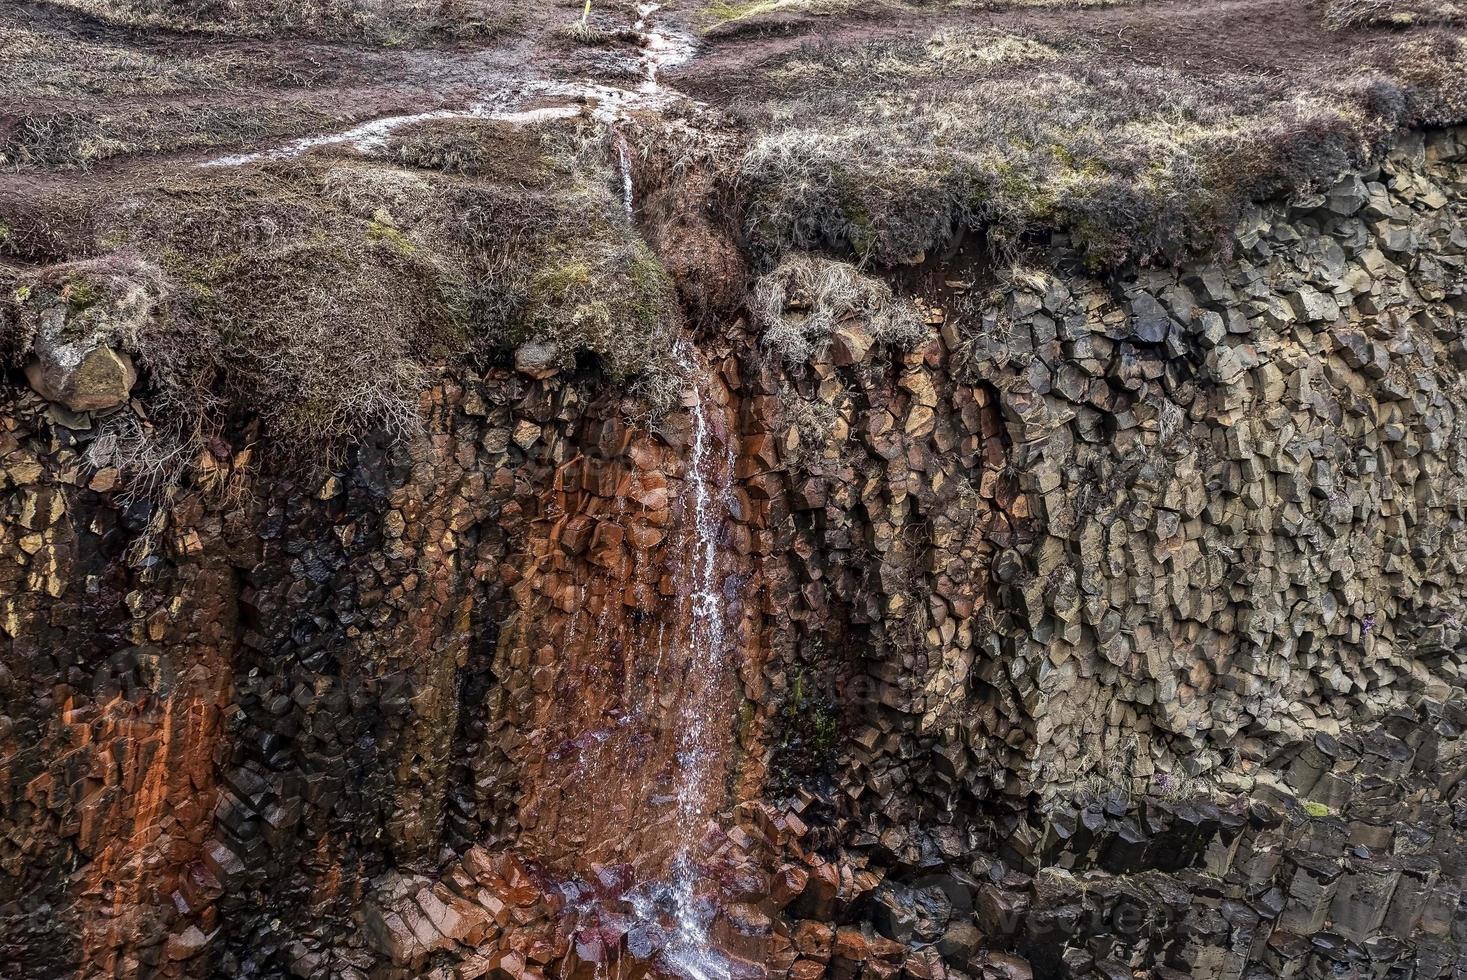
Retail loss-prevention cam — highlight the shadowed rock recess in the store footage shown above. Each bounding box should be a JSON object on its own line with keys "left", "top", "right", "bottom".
{"left": 2, "top": 1, "right": 1467, "bottom": 979}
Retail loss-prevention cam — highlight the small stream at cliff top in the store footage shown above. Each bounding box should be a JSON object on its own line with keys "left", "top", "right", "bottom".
{"left": 202, "top": 3, "right": 696, "bottom": 169}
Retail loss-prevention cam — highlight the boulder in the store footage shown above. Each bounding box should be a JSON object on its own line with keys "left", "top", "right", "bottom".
{"left": 25, "top": 344, "right": 136, "bottom": 412}
{"left": 514, "top": 341, "right": 561, "bottom": 379}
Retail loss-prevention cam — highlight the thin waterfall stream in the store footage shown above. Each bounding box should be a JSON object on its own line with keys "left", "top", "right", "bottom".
{"left": 199, "top": 2, "right": 742, "bottom": 968}
{"left": 615, "top": 130, "right": 636, "bottom": 218}
{"left": 606, "top": 340, "right": 739, "bottom": 980}
{"left": 661, "top": 343, "right": 739, "bottom": 980}
{"left": 538, "top": 341, "right": 742, "bottom": 979}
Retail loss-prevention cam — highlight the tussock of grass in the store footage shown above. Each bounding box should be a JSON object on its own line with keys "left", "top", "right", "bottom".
{"left": 736, "top": 25, "right": 1467, "bottom": 268}
{"left": 1, "top": 117, "right": 683, "bottom": 474}
{"left": 7, "top": 175, "right": 456, "bottom": 452}
{"left": 1323, "top": 0, "right": 1467, "bottom": 29}
{"left": 555, "top": 19, "right": 642, "bottom": 46}
{"left": 416, "top": 121, "right": 685, "bottom": 389}
{"left": 754, "top": 253, "right": 925, "bottom": 363}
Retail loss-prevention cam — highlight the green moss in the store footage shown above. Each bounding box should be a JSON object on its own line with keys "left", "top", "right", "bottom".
{"left": 770, "top": 667, "right": 842, "bottom": 791}
{"left": 531, "top": 259, "right": 594, "bottom": 300}
{"left": 516, "top": 228, "right": 680, "bottom": 383}
{"left": 627, "top": 253, "right": 676, "bottom": 326}
{"left": 368, "top": 221, "right": 418, "bottom": 256}
{"left": 62, "top": 279, "right": 102, "bottom": 315}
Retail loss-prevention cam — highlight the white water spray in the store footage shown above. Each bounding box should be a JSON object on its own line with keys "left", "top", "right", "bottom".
{"left": 625, "top": 342, "right": 737, "bottom": 980}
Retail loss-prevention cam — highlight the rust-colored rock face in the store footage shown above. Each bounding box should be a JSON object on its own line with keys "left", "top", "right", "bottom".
{"left": 0, "top": 317, "right": 1019, "bottom": 977}
{"left": 3, "top": 128, "right": 1467, "bottom": 980}
{"left": 483, "top": 351, "right": 769, "bottom": 875}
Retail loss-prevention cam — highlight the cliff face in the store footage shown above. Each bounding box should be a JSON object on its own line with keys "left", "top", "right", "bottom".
{"left": 2, "top": 121, "right": 1465, "bottom": 980}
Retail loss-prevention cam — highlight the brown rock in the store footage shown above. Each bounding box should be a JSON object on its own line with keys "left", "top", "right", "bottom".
{"left": 771, "top": 864, "right": 810, "bottom": 908}
{"left": 515, "top": 342, "right": 561, "bottom": 380}
{"left": 791, "top": 959, "right": 827, "bottom": 980}
{"left": 831, "top": 322, "right": 876, "bottom": 367}
{"left": 793, "top": 921, "right": 834, "bottom": 960}
{"left": 165, "top": 926, "right": 210, "bottom": 961}
{"left": 25, "top": 345, "right": 136, "bottom": 412}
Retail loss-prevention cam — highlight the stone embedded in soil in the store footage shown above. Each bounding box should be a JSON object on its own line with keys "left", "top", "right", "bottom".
{"left": 24, "top": 345, "right": 137, "bottom": 413}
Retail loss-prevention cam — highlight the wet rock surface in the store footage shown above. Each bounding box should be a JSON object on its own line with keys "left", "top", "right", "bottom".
{"left": 1, "top": 127, "right": 1466, "bottom": 978}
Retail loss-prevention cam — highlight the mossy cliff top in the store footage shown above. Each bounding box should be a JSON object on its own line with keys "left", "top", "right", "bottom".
{"left": 0, "top": 118, "right": 683, "bottom": 468}
{"left": 2, "top": 0, "right": 1465, "bottom": 460}
{"left": 693, "top": 0, "right": 1466, "bottom": 267}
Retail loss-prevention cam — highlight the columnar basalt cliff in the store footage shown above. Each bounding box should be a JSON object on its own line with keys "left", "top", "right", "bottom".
{"left": 3, "top": 126, "right": 1465, "bottom": 978}
{"left": 2, "top": 0, "right": 1467, "bottom": 978}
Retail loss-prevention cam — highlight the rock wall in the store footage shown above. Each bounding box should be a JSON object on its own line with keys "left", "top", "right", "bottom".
{"left": 1, "top": 127, "right": 1465, "bottom": 979}
{"left": 984, "top": 127, "right": 1467, "bottom": 796}
{"left": 763, "top": 124, "right": 1467, "bottom": 980}
{"left": 0, "top": 380, "right": 516, "bottom": 976}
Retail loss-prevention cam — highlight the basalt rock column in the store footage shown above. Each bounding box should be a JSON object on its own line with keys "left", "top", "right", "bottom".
{"left": 480, "top": 350, "right": 764, "bottom": 896}
{"left": 650, "top": 344, "right": 745, "bottom": 979}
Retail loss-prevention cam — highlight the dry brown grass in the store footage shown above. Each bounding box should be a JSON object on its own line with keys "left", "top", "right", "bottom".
{"left": 754, "top": 253, "right": 924, "bottom": 363}
{"left": 1, "top": 102, "right": 340, "bottom": 173}
{"left": 35, "top": 0, "right": 521, "bottom": 44}
{"left": 1323, "top": 0, "right": 1467, "bottom": 29}
{"left": 384, "top": 118, "right": 558, "bottom": 182}
{"left": 735, "top": 23, "right": 1467, "bottom": 268}
{"left": 0, "top": 18, "right": 343, "bottom": 171}
{"left": 701, "top": 0, "right": 1133, "bottom": 29}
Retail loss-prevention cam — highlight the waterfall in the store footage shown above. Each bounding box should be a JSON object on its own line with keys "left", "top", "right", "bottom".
{"left": 674, "top": 343, "right": 731, "bottom": 834}
{"left": 627, "top": 342, "right": 738, "bottom": 980}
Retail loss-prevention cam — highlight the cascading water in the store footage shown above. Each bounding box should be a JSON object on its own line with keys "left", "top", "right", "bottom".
{"left": 615, "top": 130, "right": 636, "bottom": 219}
{"left": 627, "top": 343, "right": 738, "bottom": 980}
{"left": 207, "top": 3, "right": 739, "bottom": 967}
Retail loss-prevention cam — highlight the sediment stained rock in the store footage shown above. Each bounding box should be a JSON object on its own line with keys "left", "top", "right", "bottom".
{"left": 478, "top": 348, "right": 772, "bottom": 875}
